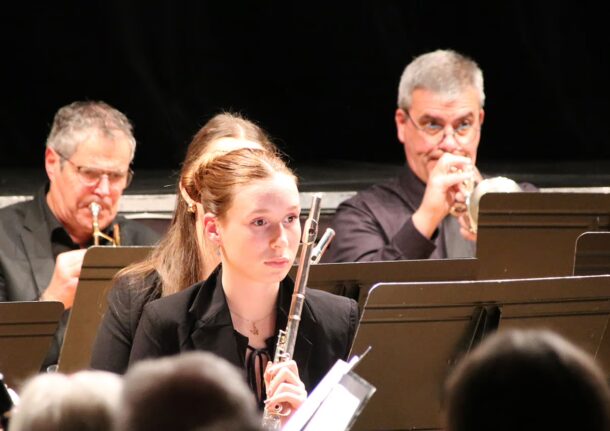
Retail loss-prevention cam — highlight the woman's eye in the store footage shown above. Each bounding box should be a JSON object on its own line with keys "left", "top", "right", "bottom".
{"left": 285, "top": 215, "right": 298, "bottom": 224}
{"left": 252, "top": 219, "right": 267, "bottom": 227}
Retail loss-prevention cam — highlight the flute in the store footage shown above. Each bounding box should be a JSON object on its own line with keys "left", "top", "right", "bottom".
{"left": 262, "top": 193, "right": 330, "bottom": 430}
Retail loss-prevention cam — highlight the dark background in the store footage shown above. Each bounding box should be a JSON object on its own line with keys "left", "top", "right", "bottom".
{"left": 1, "top": 2, "right": 608, "bottom": 179}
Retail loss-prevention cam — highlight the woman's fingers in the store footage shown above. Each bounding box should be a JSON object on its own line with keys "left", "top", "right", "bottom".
{"left": 265, "top": 361, "right": 303, "bottom": 398}
{"left": 264, "top": 382, "right": 307, "bottom": 418}
{"left": 264, "top": 360, "right": 307, "bottom": 422}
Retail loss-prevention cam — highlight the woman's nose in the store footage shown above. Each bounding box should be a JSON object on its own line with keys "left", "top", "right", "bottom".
{"left": 271, "top": 224, "right": 288, "bottom": 248}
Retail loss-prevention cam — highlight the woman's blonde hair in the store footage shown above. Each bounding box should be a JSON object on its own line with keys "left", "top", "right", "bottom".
{"left": 192, "top": 147, "right": 297, "bottom": 220}
{"left": 120, "top": 113, "right": 276, "bottom": 296}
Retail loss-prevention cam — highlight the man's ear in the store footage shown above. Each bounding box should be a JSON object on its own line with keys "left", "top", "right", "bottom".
{"left": 45, "top": 147, "right": 60, "bottom": 182}
{"left": 203, "top": 213, "right": 221, "bottom": 244}
{"left": 395, "top": 108, "right": 408, "bottom": 145}
{"left": 478, "top": 108, "right": 485, "bottom": 126}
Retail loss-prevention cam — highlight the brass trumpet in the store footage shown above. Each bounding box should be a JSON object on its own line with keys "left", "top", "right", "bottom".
{"left": 465, "top": 176, "right": 523, "bottom": 233}
{"left": 89, "top": 202, "right": 120, "bottom": 246}
{"left": 449, "top": 168, "right": 522, "bottom": 233}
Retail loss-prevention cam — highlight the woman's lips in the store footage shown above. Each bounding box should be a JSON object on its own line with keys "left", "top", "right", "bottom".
{"left": 264, "top": 257, "right": 290, "bottom": 268}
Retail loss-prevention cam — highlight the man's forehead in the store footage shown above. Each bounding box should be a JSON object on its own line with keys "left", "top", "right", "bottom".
{"left": 411, "top": 87, "right": 481, "bottom": 107}
{"left": 70, "top": 135, "right": 132, "bottom": 167}
{"left": 410, "top": 89, "right": 481, "bottom": 119}
{"left": 418, "top": 110, "right": 476, "bottom": 121}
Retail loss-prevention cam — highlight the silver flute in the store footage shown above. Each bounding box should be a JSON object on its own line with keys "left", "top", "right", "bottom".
{"left": 262, "top": 193, "right": 332, "bottom": 430}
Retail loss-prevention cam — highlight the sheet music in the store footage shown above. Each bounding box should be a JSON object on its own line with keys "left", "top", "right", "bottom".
{"left": 284, "top": 349, "right": 375, "bottom": 431}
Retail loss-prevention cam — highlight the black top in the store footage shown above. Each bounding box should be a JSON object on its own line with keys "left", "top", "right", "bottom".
{"left": 90, "top": 271, "right": 162, "bottom": 374}
{"left": 128, "top": 266, "right": 360, "bottom": 394}
{"left": 323, "top": 166, "right": 537, "bottom": 263}
{"left": 323, "top": 166, "right": 470, "bottom": 262}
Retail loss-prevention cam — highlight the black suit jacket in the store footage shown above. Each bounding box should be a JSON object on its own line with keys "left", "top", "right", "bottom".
{"left": 0, "top": 186, "right": 160, "bottom": 366}
{"left": 129, "top": 266, "right": 360, "bottom": 393}
{"left": 0, "top": 186, "right": 159, "bottom": 301}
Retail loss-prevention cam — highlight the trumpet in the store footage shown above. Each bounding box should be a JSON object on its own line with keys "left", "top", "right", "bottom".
{"left": 449, "top": 168, "right": 522, "bottom": 233}
{"left": 464, "top": 176, "right": 523, "bottom": 233}
{"left": 89, "top": 202, "right": 120, "bottom": 246}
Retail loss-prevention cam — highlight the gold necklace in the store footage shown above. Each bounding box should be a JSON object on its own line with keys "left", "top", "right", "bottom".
{"left": 229, "top": 308, "right": 274, "bottom": 336}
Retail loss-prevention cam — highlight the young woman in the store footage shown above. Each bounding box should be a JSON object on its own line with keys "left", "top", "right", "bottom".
{"left": 128, "top": 148, "right": 359, "bottom": 421}
{"left": 90, "top": 113, "right": 276, "bottom": 374}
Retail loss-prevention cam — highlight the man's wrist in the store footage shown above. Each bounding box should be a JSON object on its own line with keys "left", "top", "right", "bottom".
{"left": 412, "top": 209, "right": 442, "bottom": 239}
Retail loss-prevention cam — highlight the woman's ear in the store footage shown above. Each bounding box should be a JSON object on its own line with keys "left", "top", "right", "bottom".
{"left": 203, "top": 213, "right": 221, "bottom": 244}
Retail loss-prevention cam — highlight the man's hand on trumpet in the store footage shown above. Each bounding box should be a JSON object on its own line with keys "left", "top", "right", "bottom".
{"left": 40, "top": 249, "right": 87, "bottom": 309}
{"left": 412, "top": 153, "right": 476, "bottom": 240}
{"left": 452, "top": 163, "right": 482, "bottom": 242}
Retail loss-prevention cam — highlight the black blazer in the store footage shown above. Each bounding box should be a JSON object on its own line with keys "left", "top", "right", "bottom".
{"left": 90, "top": 271, "right": 162, "bottom": 374}
{"left": 0, "top": 186, "right": 159, "bottom": 302}
{"left": 129, "top": 266, "right": 360, "bottom": 393}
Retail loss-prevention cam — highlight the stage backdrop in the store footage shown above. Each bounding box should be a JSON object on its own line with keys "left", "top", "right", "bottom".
{"left": 1, "top": 2, "right": 608, "bottom": 172}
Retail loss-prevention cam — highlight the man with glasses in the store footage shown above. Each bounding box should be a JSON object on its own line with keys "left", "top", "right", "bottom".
{"left": 0, "top": 101, "right": 159, "bottom": 367}
{"left": 324, "top": 50, "right": 490, "bottom": 262}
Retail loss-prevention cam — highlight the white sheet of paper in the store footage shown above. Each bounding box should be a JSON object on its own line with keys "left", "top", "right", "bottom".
{"left": 302, "top": 383, "right": 362, "bottom": 430}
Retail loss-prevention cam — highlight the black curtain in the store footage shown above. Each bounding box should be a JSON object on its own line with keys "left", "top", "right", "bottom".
{"left": 1, "top": 1, "right": 607, "bottom": 169}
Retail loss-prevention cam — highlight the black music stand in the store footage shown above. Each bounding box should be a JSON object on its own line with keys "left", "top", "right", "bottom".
{"left": 0, "top": 301, "right": 64, "bottom": 388}
{"left": 574, "top": 231, "right": 610, "bottom": 275}
{"left": 476, "top": 192, "right": 610, "bottom": 279}
{"left": 350, "top": 274, "right": 610, "bottom": 431}
{"left": 291, "top": 258, "right": 478, "bottom": 309}
{"left": 57, "top": 246, "right": 153, "bottom": 373}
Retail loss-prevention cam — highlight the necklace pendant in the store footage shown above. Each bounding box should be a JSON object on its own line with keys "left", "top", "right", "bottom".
{"left": 250, "top": 323, "right": 259, "bottom": 336}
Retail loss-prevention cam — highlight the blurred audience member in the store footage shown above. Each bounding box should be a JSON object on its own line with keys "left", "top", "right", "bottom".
{"left": 8, "top": 370, "right": 122, "bottom": 431}
{"left": 115, "top": 351, "right": 261, "bottom": 431}
{"left": 444, "top": 329, "right": 610, "bottom": 431}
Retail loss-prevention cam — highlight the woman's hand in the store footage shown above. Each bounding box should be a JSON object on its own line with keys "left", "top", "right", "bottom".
{"left": 264, "top": 360, "right": 307, "bottom": 424}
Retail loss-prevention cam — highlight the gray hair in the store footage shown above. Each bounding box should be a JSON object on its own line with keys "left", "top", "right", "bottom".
{"left": 397, "top": 49, "right": 485, "bottom": 110}
{"left": 9, "top": 371, "right": 123, "bottom": 431}
{"left": 46, "top": 101, "right": 136, "bottom": 160}
{"left": 116, "top": 352, "right": 262, "bottom": 431}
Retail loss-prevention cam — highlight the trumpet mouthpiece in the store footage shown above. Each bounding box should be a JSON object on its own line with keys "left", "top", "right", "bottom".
{"left": 89, "top": 202, "right": 101, "bottom": 216}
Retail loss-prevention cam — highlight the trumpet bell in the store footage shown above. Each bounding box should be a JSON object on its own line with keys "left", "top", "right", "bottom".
{"left": 467, "top": 177, "right": 523, "bottom": 233}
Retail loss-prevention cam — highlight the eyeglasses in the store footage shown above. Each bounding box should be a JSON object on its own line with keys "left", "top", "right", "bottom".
{"left": 403, "top": 109, "right": 480, "bottom": 147}
{"left": 56, "top": 151, "right": 134, "bottom": 189}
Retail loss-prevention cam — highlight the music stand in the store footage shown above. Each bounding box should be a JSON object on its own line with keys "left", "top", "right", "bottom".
{"left": 0, "top": 301, "right": 64, "bottom": 388}
{"left": 350, "top": 274, "right": 610, "bottom": 431}
{"left": 292, "top": 258, "right": 478, "bottom": 309}
{"left": 476, "top": 192, "right": 610, "bottom": 279}
{"left": 57, "top": 246, "right": 153, "bottom": 374}
{"left": 574, "top": 232, "right": 610, "bottom": 275}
